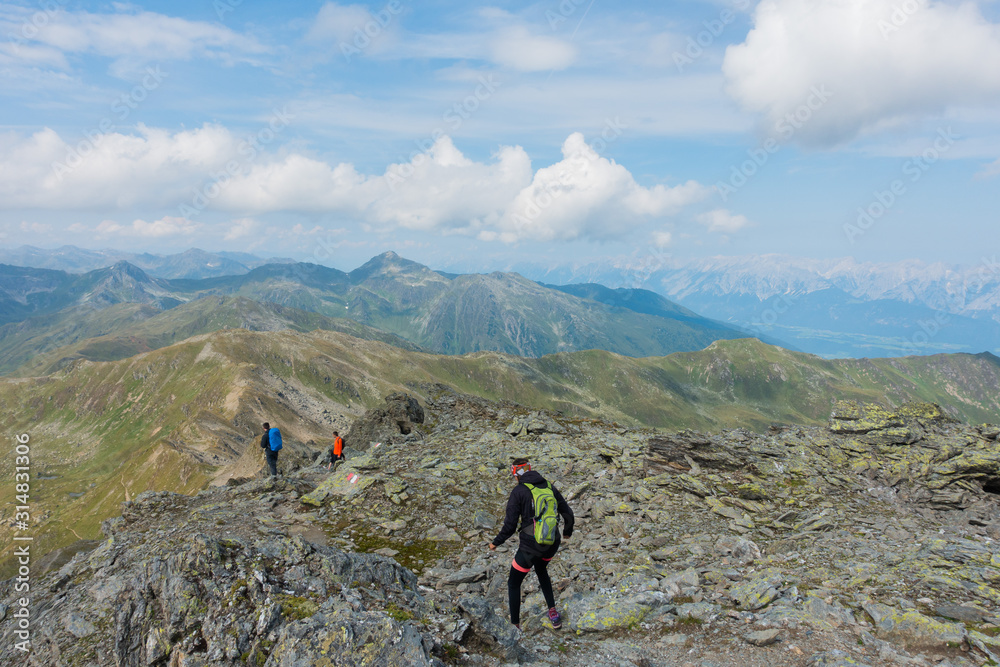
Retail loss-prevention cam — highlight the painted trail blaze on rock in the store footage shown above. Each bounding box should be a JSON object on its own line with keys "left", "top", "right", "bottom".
{"left": 300, "top": 468, "right": 375, "bottom": 506}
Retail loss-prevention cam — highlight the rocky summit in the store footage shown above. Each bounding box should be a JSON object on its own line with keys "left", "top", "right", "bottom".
{"left": 5, "top": 390, "right": 1000, "bottom": 666}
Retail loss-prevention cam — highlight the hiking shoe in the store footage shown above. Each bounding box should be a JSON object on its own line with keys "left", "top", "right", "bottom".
{"left": 547, "top": 607, "right": 562, "bottom": 629}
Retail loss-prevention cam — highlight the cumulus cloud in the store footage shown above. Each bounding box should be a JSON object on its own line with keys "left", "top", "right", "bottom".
{"left": 491, "top": 26, "right": 578, "bottom": 71}
{"left": 0, "top": 126, "right": 708, "bottom": 244}
{"left": 489, "top": 133, "right": 710, "bottom": 243}
{"left": 698, "top": 209, "right": 750, "bottom": 234}
{"left": 723, "top": 0, "right": 1000, "bottom": 146}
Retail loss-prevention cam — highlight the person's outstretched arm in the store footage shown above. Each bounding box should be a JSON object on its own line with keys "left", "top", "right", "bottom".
{"left": 491, "top": 488, "right": 523, "bottom": 547}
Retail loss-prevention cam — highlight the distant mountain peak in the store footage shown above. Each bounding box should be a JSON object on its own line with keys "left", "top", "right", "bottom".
{"left": 349, "top": 251, "right": 436, "bottom": 282}
{"left": 106, "top": 261, "right": 153, "bottom": 282}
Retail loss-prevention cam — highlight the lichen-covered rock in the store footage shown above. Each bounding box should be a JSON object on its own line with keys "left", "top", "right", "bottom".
{"left": 267, "top": 609, "right": 440, "bottom": 666}
{"left": 300, "top": 467, "right": 377, "bottom": 505}
{"left": 729, "top": 573, "right": 783, "bottom": 610}
{"left": 807, "top": 650, "right": 872, "bottom": 666}
{"left": 863, "top": 602, "right": 966, "bottom": 648}
{"left": 568, "top": 594, "right": 653, "bottom": 632}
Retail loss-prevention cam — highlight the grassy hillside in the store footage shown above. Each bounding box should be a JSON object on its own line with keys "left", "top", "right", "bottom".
{"left": 2, "top": 329, "right": 999, "bottom": 578}
{"left": 2, "top": 296, "right": 423, "bottom": 375}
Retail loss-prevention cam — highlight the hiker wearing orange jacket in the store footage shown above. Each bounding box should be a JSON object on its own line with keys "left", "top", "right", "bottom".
{"left": 327, "top": 431, "right": 344, "bottom": 469}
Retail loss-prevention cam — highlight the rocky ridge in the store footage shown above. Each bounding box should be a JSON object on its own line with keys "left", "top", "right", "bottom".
{"left": 4, "top": 391, "right": 1000, "bottom": 666}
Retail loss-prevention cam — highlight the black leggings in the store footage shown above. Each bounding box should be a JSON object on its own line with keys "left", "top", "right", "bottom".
{"left": 507, "top": 549, "right": 556, "bottom": 625}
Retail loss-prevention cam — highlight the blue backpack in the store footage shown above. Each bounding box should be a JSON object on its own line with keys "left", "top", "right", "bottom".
{"left": 268, "top": 428, "right": 283, "bottom": 452}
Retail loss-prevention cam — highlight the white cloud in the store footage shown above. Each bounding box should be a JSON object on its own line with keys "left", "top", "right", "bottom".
{"left": 19, "top": 221, "right": 51, "bottom": 233}
{"left": 306, "top": 2, "right": 401, "bottom": 59}
{"left": 223, "top": 218, "right": 260, "bottom": 241}
{"left": 1, "top": 7, "right": 266, "bottom": 69}
{"left": 97, "top": 216, "right": 197, "bottom": 238}
{"left": 490, "top": 133, "right": 710, "bottom": 243}
{"left": 0, "top": 126, "right": 708, "bottom": 244}
{"left": 0, "top": 125, "right": 240, "bottom": 209}
{"left": 978, "top": 157, "right": 1000, "bottom": 179}
{"left": 723, "top": 0, "right": 1000, "bottom": 146}
{"left": 490, "top": 26, "right": 578, "bottom": 71}
{"left": 652, "top": 231, "right": 673, "bottom": 248}
{"left": 698, "top": 209, "right": 750, "bottom": 234}
{"left": 307, "top": 3, "right": 375, "bottom": 43}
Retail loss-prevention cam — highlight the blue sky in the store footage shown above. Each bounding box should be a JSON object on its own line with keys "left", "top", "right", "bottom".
{"left": 1, "top": 0, "right": 998, "bottom": 270}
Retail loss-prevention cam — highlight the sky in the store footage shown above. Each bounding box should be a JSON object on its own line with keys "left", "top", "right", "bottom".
{"left": 1, "top": 0, "right": 999, "bottom": 271}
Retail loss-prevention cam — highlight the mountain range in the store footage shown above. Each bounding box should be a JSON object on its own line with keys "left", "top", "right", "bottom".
{"left": 0, "top": 245, "right": 292, "bottom": 278}
{"left": 4, "top": 245, "right": 999, "bottom": 359}
{"left": 0, "top": 252, "right": 755, "bottom": 374}
{"left": 480, "top": 253, "right": 1000, "bottom": 358}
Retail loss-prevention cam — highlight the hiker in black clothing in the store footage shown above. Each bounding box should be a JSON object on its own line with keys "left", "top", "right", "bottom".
{"left": 260, "top": 422, "right": 278, "bottom": 476}
{"left": 489, "top": 458, "right": 574, "bottom": 631}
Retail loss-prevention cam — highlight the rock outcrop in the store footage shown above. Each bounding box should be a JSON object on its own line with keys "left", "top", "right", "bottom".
{"left": 346, "top": 392, "right": 425, "bottom": 449}
{"left": 5, "top": 390, "right": 1000, "bottom": 666}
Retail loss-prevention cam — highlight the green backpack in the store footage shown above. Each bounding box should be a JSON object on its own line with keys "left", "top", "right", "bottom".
{"left": 524, "top": 482, "right": 559, "bottom": 546}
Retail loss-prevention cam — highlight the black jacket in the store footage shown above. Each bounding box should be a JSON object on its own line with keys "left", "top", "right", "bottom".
{"left": 260, "top": 431, "right": 275, "bottom": 454}
{"left": 492, "top": 471, "right": 574, "bottom": 556}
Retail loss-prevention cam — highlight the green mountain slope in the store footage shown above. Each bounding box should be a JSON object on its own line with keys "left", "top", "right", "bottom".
{"left": 0, "top": 253, "right": 754, "bottom": 367}
{"left": 0, "top": 295, "right": 423, "bottom": 375}
{"left": 2, "top": 329, "right": 999, "bottom": 575}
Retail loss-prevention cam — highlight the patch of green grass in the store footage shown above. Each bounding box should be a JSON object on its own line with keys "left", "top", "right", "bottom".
{"left": 278, "top": 595, "right": 319, "bottom": 620}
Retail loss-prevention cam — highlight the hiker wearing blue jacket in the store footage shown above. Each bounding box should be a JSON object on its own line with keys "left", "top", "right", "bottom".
{"left": 260, "top": 421, "right": 280, "bottom": 476}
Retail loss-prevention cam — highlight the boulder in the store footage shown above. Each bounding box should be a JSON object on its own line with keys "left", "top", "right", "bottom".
{"left": 568, "top": 594, "right": 654, "bottom": 633}
{"left": 729, "top": 574, "right": 782, "bottom": 611}
{"left": 347, "top": 393, "right": 425, "bottom": 449}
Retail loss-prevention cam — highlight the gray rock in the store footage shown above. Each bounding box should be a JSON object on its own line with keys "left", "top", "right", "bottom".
{"left": 744, "top": 628, "right": 781, "bottom": 646}
{"left": 439, "top": 566, "right": 488, "bottom": 586}
{"left": 807, "top": 650, "right": 873, "bottom": 667}
{"left": 567, "top": 594, "right": 654, "bottom": 633}
{"left": 935, "top": 603, "right": 992, "bottom": 623}
{"left": 458, "top": 596, "right": 523, "bottom": 661}
{"left": 473, "top": 510, "right": 497, "bottom": 530}
{"left": 269, "top": 609, "right": 441, "bottom": 666}
{"left": 426, "top": 525, "right": 462, "bottom": 542}
{"left": 674, "top": 602, "right": 721, "bottom": 623}
{"left": 62, "top": 611, "right": 96, "bottom": 638}
{"left": 729, "top": 574, "right": 782, "bottom": 611}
